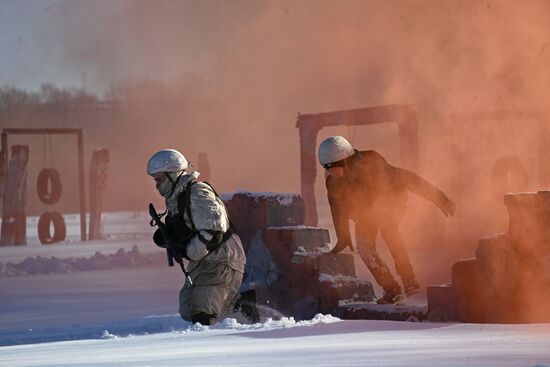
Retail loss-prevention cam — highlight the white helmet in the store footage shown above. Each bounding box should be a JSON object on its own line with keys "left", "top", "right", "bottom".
{"left": 318, "top": 136, "right": 354, "bottom": 166}
{"left": 147, "top": 149, "right": 188, "bottom": 175}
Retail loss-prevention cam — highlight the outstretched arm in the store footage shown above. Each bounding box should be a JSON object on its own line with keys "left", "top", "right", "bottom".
{"left": 396, "top": 167, "right": 456, "bottom": 217}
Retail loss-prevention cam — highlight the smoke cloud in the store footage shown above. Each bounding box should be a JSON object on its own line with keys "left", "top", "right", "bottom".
{"left": 2, "top": 0, "right": 550, "bottom": 304}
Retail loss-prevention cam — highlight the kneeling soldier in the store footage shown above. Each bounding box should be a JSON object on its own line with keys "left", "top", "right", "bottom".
{"left": 147, "top": 149, "right": 246, "bottom": 325}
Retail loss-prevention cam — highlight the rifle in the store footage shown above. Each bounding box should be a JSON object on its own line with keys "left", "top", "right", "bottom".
{"left": 149, "top": 203, "right": 192, "bottom": 283}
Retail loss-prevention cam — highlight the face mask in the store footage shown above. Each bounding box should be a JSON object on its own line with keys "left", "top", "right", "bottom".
{"left": 156, "top": 177, "right": 173, "bottom": 197}
{"left": 156, "top": 171, "right": 185, "bottom": 197}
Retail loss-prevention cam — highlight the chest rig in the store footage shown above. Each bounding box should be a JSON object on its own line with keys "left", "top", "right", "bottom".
{"left": 165, "top": 180, "right": 234, "bottom": 259}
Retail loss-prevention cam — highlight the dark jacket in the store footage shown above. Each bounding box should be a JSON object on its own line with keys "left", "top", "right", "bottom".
{"left": 326, "top": 150, "right": 452, "bottom": 252}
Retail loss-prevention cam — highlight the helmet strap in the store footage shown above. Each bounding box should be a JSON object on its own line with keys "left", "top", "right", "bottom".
{"left": 164, "top": 171, "right": 185, "bottom": 197}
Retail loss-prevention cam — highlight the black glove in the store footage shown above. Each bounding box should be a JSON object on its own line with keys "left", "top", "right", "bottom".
{"left": 153, "top": 228, "right": 167, "bottom": 248}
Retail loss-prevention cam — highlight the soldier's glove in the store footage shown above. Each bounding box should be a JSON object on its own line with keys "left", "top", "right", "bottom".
{"left": 439, "top": 195, "right": 456, "bottom": 217}
{"left": 153, "top": 228, "right": 167, "bottom": 248}
{"left": 153, "top": 229, "right": 190, "bottom": 259}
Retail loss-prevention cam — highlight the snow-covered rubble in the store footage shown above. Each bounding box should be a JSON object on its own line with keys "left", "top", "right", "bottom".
{"left": 0, "top": 245, "right": 165, "bottom": 277}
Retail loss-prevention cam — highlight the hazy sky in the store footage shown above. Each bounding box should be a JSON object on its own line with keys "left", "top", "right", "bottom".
{"left": 3, "top": 0, "right": 550, "bottom": 109}
{"left": 0, "top": 0, "right": 251, "bottom": 93}
{"left": 3, "top": 0, "right": 550, "bottom": 211}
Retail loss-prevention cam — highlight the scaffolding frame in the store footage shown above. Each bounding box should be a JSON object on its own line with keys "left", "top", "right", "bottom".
{"left": 296, "top": 104, "right": 419, "bottom": 226}
{"left": 1, "top": 128, "right": 87, "bottom": 241}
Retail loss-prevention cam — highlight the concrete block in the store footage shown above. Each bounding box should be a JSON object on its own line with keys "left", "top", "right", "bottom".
{"left": 504, "top": 190, "right": 550, "bottom": 252}
{"left": 474, "top": 232, "right": 550, "bottom": 323}
{"left": 427, "top": 191, "right": 550, "bottom": 324}
{"left": 224, "top": 192, "right": 304, "bottom": 229}
{"left": 263, "top": 226, "right": 330, "bottom": 252}
{"left": 451, "top": 259, "right": 483, "bottom": 322}
{"left": 475, "top": 234, "right": 518, "bottom": 312}
{"left": 317, "top": 253, "right": 356, "bottom": 277}
{"left": 253, "top": 275, "right": 322, "bottom": 321}
{"left": 263, "top": 226, "right": 330, "bottom": 269}
{"left": 427, "top": 283, "right": 456, "bottom": 321}
{"left": 318, "top": 274, "right": 374, "bottom": 299}
{"left": 223, "top": 192, "right": 306, "bottom": 252}
{"left": 289, "top": 226, "right": 331, "bottom": 253}
{"left": 243, "top": 231, "right": 281, "bottom": 288}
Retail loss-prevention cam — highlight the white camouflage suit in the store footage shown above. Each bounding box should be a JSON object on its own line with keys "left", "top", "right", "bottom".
{"left": 164, "top": 171, "right": 246, "bottom": 323}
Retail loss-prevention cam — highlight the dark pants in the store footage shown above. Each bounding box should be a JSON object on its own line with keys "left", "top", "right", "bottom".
{"left": 354, "top": 199, "right": 416, "bottom": 295}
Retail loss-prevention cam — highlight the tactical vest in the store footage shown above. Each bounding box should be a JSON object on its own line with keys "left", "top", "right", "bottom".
{"left": 165, "top": 180, "right": 233, "bottom": 260}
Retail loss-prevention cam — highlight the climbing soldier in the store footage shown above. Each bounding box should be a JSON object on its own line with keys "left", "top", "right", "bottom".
{"left": 319, "top": 136, "right": 455, "bottom": 304}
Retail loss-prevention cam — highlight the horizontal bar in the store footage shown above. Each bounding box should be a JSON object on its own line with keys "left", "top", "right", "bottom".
{"left": 3, "top": 128, "right": 83, "bottom": 135}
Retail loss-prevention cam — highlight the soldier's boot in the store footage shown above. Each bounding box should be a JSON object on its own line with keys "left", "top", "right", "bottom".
{"left": 234, "top": 289, "right": 260, "bottom": 323}
{"left": 191, "top": 312, "right": 218, "bottom": 326}
{"left": 403, "top": 278, "right": 421, "bottom": 297}
{"left": 377, "top": 284, "right": 404, "bottom": 305}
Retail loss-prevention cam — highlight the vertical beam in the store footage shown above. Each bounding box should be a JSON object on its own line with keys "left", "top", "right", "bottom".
{"left": 1, "top": 131, "right": 7, "bottom": 180}
{"left": 77, "top": 130, "right": 87, "bottom": 241}
{"left": 1, "top": 145, "right": 29, "bottom": 246}
{"left": 537, "top": 118, "right": 550, "bottom": 187}
{"left": 298, "top": 122, "right": 319, "bottom": 226}
{"left": 1, "top": 132, "right": 7, "bottom": 220}
{"left": 88, "top": 148, "right": 109, "bottom": 240}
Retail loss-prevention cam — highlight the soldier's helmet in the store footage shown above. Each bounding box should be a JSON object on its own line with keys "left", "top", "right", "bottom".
{"left": 147, "top": 149, "right": 188, "bottom": 175}
{"left": 318, "top": 136, "right": 355, "bottom": 167}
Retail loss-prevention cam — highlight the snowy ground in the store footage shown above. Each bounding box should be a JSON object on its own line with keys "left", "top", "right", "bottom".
{"left": 1, "top": 212, "right": 549, "bottom": 366}
{"left": 1, "top": 316, "right": 549, "bottom": 367}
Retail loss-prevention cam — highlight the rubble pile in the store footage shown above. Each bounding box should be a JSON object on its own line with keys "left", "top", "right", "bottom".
{"left": 0, "top": 246, "right": 165, "bottom": 277}
{"left": 223, "top": 192, "right": 374, "bottom": 320}
{"left": 428, "top": 190, "right": 550, "bottom": 323}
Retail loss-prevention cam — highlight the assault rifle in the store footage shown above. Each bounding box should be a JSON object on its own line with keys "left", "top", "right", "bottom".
{"left": 148, "top": 203, "right": 191, "bottom": 282}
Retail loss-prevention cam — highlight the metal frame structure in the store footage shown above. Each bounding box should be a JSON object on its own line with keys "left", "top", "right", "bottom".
{"left": 296, "top": 104, "right": 419, "bottom": 226}
{"left": 1, "top": 128, "right": 87, "bottom": 241}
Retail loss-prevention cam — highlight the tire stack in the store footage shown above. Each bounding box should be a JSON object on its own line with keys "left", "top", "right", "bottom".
{"left": 37, "top": 168, "right": 66, "bottom": 244}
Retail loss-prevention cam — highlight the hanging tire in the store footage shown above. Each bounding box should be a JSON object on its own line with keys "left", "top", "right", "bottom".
{"left": 38, "top": 211, "right": 66, "bottom": 245}
{"left": 37, "top": 168, "right": 62, "bottom": 205}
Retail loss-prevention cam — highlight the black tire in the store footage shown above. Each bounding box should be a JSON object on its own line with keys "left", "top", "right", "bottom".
{"left": 37, "top": 168, "right": 62, "bottom": 205}
{"left": 38, "top": 211, "right": 66, "bottom": 245}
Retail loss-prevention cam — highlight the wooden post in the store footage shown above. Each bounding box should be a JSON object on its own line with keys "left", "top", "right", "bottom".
{"left": 77, "top": 131, "right": 87, "bottom": 241}
{"left": 1, "top": 132, "right": 6, "bottom": 203}
{"left": 88, "top": 148, "right": 109, "bottom": 240}
{"left": 298, "top": 122, "right": 320, "bottom": 226}
{"left": 0, "top": 145, "right": 29, "bottom": 246}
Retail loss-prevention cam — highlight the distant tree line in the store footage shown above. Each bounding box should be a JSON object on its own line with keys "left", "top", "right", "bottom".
{"left": 0, "top": 76, "right": 212, "bottom": 122}
{"left": 0, "top": 83, "right": 99, "bottom": 122}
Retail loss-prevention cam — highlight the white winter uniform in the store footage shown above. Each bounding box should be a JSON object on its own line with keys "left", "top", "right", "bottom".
{"left": 164, "top": 171, "right": 246, "bottom": 322}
